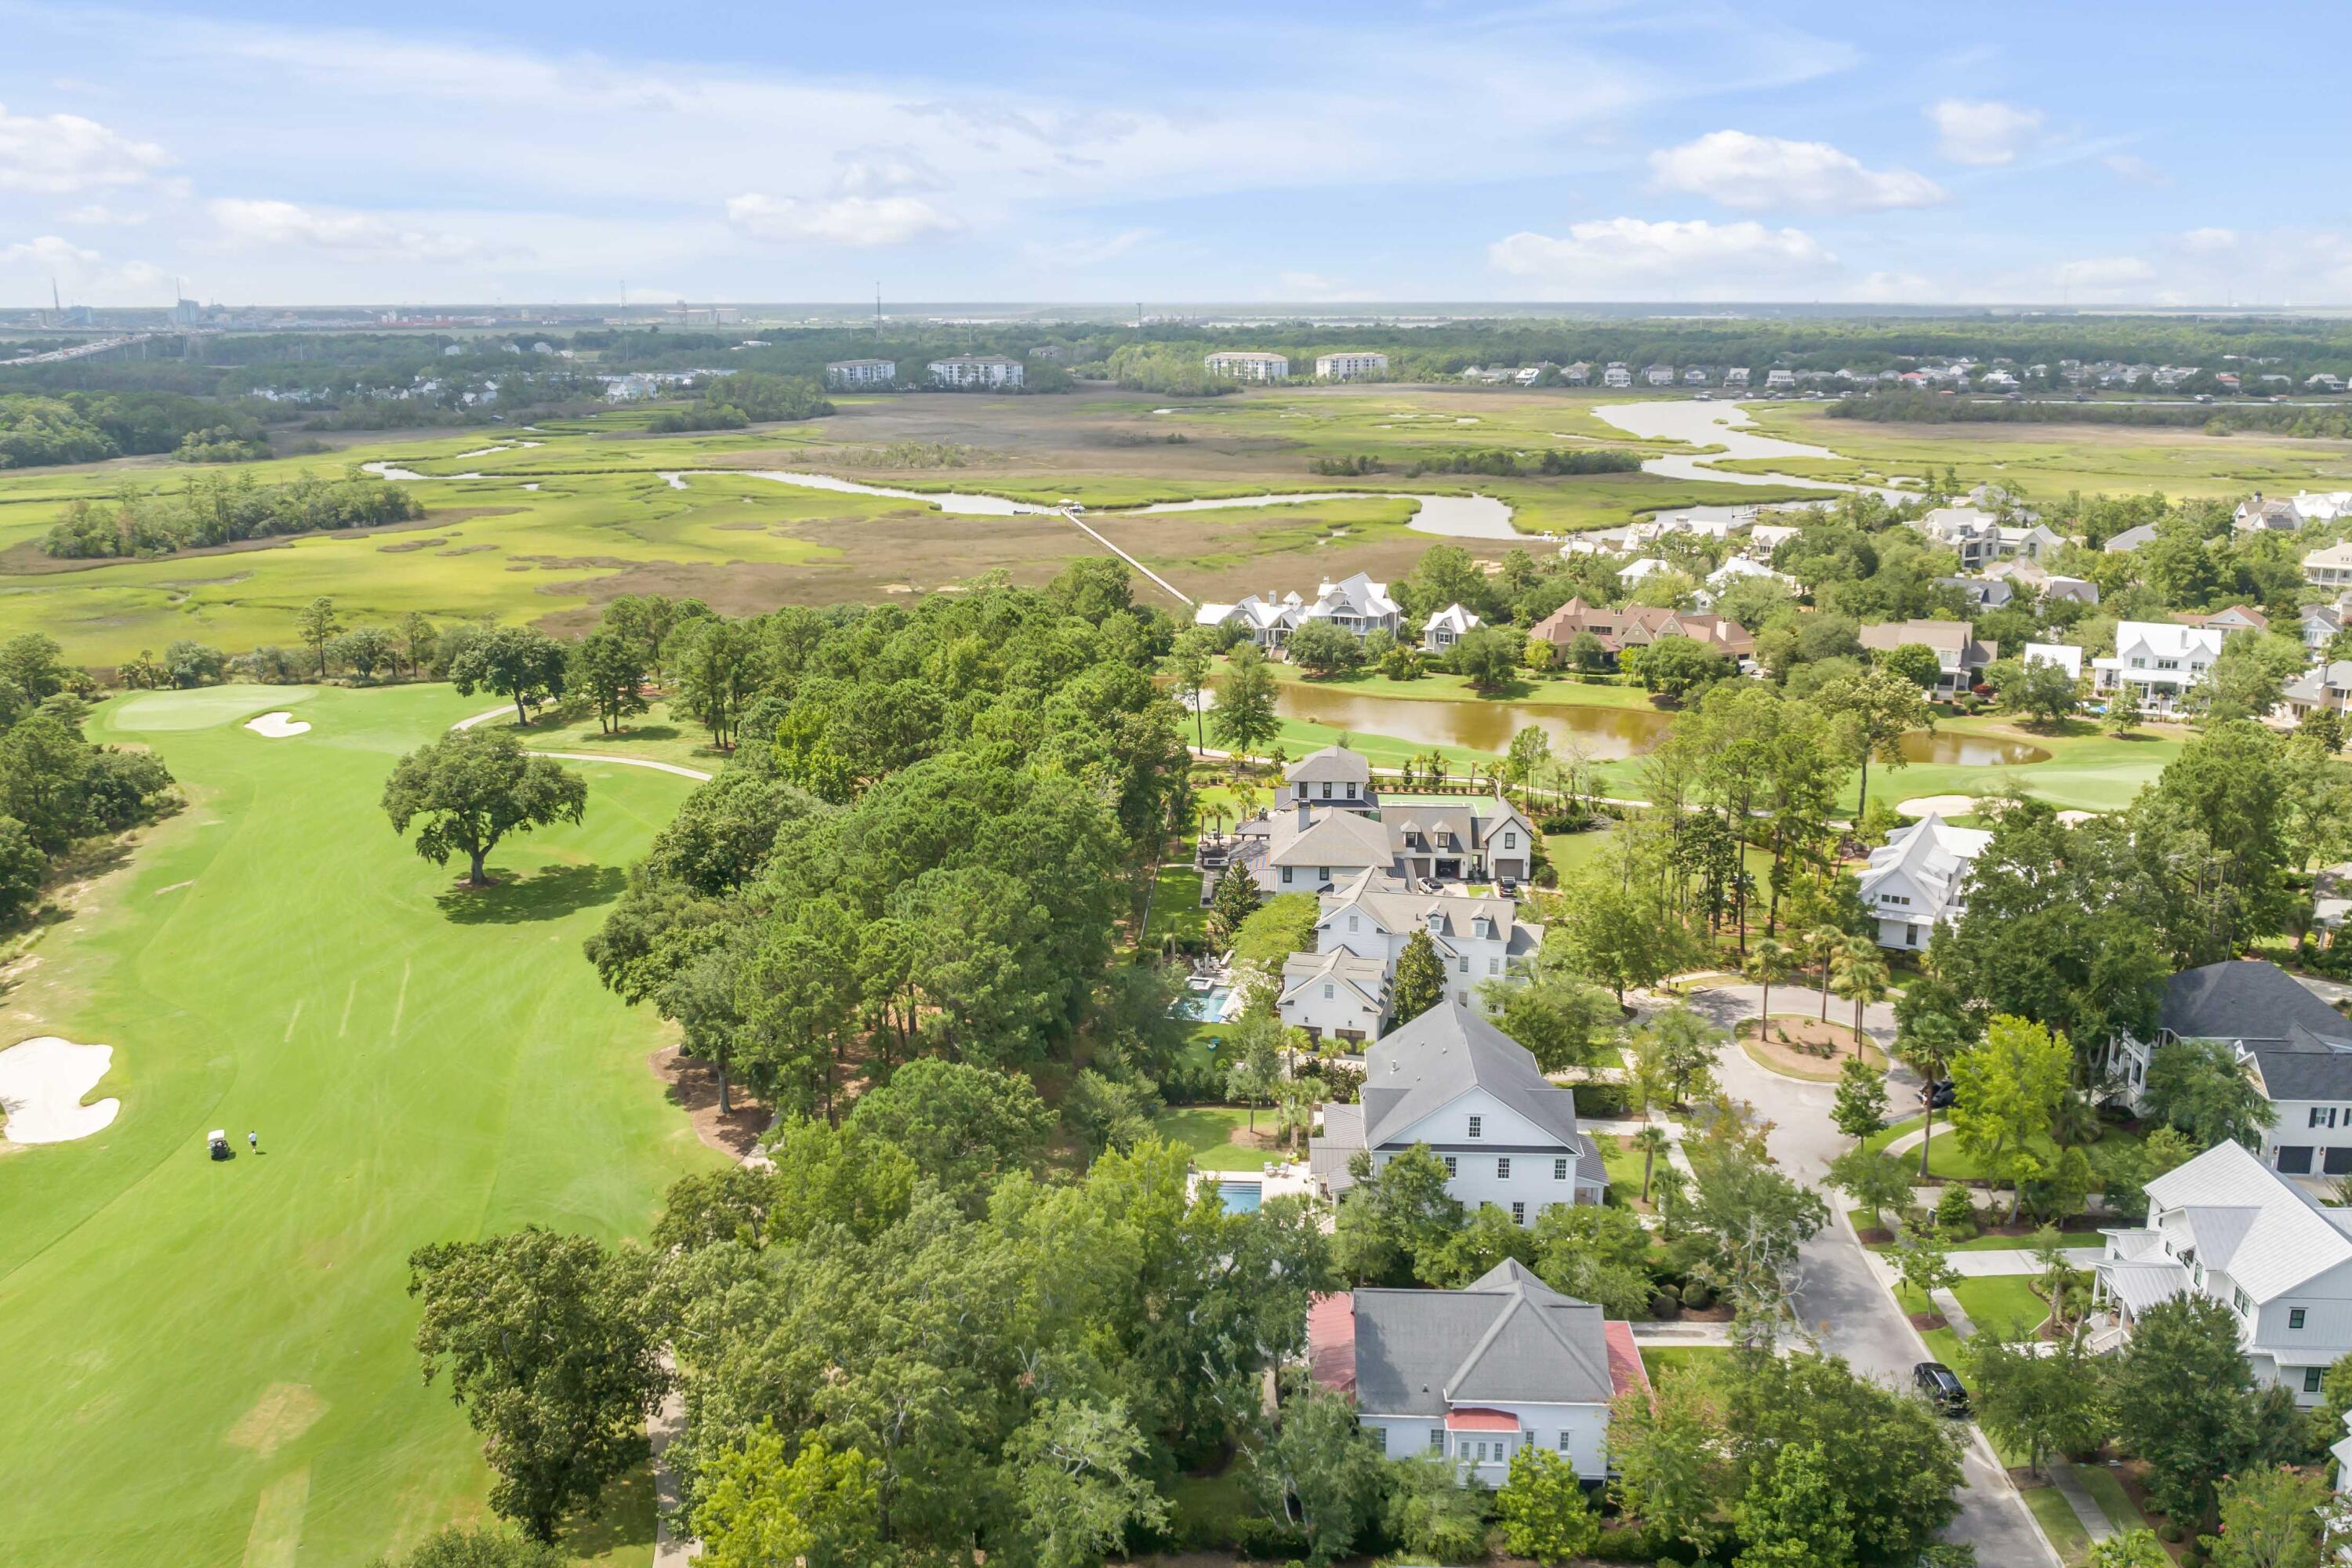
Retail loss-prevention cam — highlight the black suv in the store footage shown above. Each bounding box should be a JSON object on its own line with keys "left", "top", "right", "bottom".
{"left": 1913, "top": 1361, "right": 1969, "bottom": 1415}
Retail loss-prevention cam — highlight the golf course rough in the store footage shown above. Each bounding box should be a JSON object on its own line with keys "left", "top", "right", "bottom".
{"left": 0, "top": 684, "right": 720, "bottom": 1568}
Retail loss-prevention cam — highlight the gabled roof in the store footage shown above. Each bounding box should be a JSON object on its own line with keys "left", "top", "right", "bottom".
{"left": 2156, "top": 959, "right": 2347, "bottom": 1043}
{"left": 1357, "top": 1005, "right": 1584, "bottom": 1150}
{"left": 1342, "top": 1259, "right": 1617, "bottom": 1416}
{"left": 1280, "top": 949, "right": 1388, "bottom": 1012}
{"left": 1423, "top": 604, "right": 1480, "bottom": 634}
{"left": 1288, "top": 744, "right": 1372, "bottom": 786}
{"left": 1857, "top": 815, "right": 1989, "bottom": 909}
{"left": 1268, "top": 809, "right": 1394, "bottom": 871}
{"left": 1858, "top": 619, "right": 1974, "bottom": 655}
{"left": 2143, "top": 1138, "right": 2352, "bottom": 1303}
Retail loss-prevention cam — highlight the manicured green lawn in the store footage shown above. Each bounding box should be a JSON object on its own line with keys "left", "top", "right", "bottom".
{"left": 2074, "top": 1465, "right": 2151, "bottom": 1537}
{"left": 1599, "top": 1133, "right": 1659, "bottom": 1203}
{"left": 2019, "top": 1480, "right": 2094, "bottom": 1565}
{"left": 1863, "top": 1114, "right": 2143, "bottom": 1185}
{"left": 1145, "top": 859, "right": 1208, "bottom": 950}
{"left": 1149, "top": 1105, "right": 1283, "bottom": 1172}
{"left": 0, "top": 684, "right": 720, "bottom": 1567}
{"left": 1951, "top": 1275, "right": 2063, "bottom": 1337}
{"left": 1846, "top": 1210, "right": 2103, "bottom": 1252}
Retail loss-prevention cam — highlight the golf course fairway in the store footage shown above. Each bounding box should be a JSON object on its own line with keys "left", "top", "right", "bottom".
{"left": 0, "top": 684, "right": 720, "bottom": 1567}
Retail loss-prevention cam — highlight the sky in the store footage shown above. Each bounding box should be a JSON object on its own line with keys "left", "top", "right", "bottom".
{"left": 2, "top": 0, "right": 2347, "bottom": 310}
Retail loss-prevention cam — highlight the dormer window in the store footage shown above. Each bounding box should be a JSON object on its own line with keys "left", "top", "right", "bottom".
{"left": 1467, "top": 1116, "right": 1483, "bottom": 1139}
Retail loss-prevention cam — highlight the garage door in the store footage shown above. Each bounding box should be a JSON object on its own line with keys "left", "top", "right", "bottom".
{"left": 2278, "top": 1145, "right": 2315, "bottom": 1174}
{"left": 2325, "top": 1147, "right": 2352, "bottom": 1177}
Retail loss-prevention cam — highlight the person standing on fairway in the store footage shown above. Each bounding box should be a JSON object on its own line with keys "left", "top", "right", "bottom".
{"left": 249, "top": 1130, "right": 259, "bottom": 1153}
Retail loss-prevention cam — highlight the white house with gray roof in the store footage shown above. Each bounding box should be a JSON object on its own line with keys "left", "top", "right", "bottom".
{"left": 1279, "top": 869, "right": 1543, "bottom": 1041}
{"left": 1857, "top": 814, "right": 1990, "bottom": 950}
{"left": 2092, "top": 1139, "right": 2352, "bottom": 1403}
{"left": 1308, "top": 1258, "right": 1649, "bottom": 1483}
{"left": 1309, "top": 1004, "right": 1608, "bottom": 1218}
{"left": 2108, "top": 960, "right": 2352, "bottom": 1177}
{"left": 1278, "top": 744, "right": 1377, "bottom": 812}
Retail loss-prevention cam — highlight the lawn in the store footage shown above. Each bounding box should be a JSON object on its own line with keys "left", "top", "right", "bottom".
{"left": 1863, "top": 1113, "right": 2144, "bottom": 1185}
{"left": 1149, "top": 1105, "right": 1286, "bottom": 1173}
{"left": 1639, "top": 1345, "right": 1732, "bottom": 1385}
{"left": 1599, "top": 1133, "right": 1664, "bottom": 1206}
{"left": 2074, "top": 1465, "right": 2153, "bottom": 1537}
{"left": 1846, "top": 1210, "right": 2104, "bottom": 1253}
{"left": 1143, "top": 858, "right": 1207, "bottom": 951}
{"left": 0, "top": 683, "right": 720, "bottom": 1567}
{"left": 2018, "top": 1480, "right": 2095, "bottom": 1566}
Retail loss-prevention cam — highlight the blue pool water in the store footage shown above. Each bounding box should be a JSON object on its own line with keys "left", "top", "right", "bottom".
{"left": 1216, "top": 1181, "right": 1263, "bottom": 1214}
{"left": 1174, "top": 985, "right": 1233, "bottom": 1022}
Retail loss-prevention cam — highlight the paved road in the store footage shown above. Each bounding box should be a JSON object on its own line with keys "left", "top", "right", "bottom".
{"left": 1650, "top": 983, "right": 2061, "bottom": 1568}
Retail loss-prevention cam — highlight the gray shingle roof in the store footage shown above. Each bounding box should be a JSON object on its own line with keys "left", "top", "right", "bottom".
{"left": 2159, "top": 960, "right": 2349, "bottom": 1043}
{"left": 2245, "top": 1024, "right": 2352, "bottom": 1102}
{"left": 1351, "top": 1260, "right": 1613, "bottom": 1417}
{"left": 1358, "top": 1005, "right": 1584, "bottom": 1150}
{"left": 1289, "top": 745, "right": 1373, "bottom": 786}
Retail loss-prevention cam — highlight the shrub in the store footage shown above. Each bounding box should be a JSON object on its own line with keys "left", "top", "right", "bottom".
{"left": 1935, "top": 1181, "right": 1979, "bottom": 1238}
{"left": 1679, "top": 1279, "right": 1716, "bottom": 1312}
{"left": 1572, "top": 1081, "right": 1632, "bottom": 1119}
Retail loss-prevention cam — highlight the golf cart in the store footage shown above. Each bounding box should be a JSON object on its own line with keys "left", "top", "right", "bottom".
{"left": 207, "top": 1128, "right": 231, "bottom": 1161}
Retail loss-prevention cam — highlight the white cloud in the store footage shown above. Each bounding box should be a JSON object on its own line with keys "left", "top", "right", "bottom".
{"left": 2101, "top": 153, "right": 2168, "bottom": 185}
{"left": 57, "top": 202, "right": 146, "bottom": 224}
{"left": 1649, "top": 130, "right": 1944, "bottom": 212}
{"left": 2182, "top": 227, "right": 2238, "bottom": 252}
{"left": 0, "top": 101, "right": 169, "bottom": 193}
{"left": 207, "top": 198, "right": 489, "bottom": 261}
{"left": 832, "top": 147, "right": 948, "bottom": 198}
{"left": 1489, "top": 217, "right": 1835, "bottom": 296}
{"left": 725, "top": 192, "right": 960, "bottom": 246}
{"left": 1927, "top": 99, "right": 2045, "bottom": 166}
{"left": 0, "top": 234, "right": 168, "bottom": 302}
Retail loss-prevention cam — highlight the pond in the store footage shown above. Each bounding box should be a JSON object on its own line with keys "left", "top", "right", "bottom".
{"left": 1273, "top": 684, "right": 2052, "bottom": 768}
{"left": 1275, "top": 683, "right": 1672, "bottom": 760}
{"left": 1897, "top": 731, "right": 2053, "bottom": 766}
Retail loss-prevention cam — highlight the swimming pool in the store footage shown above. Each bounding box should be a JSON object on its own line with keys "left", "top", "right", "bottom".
{"left": 1214, "top": 1179, "right": 1262, "bottom": 1214}
{"left": 1173, "top": 984, "right": 1235, "bottom": 1022}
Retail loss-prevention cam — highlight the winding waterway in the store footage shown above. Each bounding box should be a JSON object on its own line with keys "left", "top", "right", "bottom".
{"left": 1592, "top": 399, "right": 1911, "bottom": 504}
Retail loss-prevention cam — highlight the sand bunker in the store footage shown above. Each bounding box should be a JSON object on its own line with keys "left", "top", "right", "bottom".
{"left": 0, "top": 1036, "right": 121, "bottom": 1144}
{"left": 244, "top": 712, "right": 310, "bottom": 739}
{"left": 1895, "top": 794, "right": 1981, "bottom": 819}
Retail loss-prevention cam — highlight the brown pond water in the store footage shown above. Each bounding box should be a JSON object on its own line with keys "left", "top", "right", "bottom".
{"left": 1271, "top": 684, "right": 2051, "bottom": 767}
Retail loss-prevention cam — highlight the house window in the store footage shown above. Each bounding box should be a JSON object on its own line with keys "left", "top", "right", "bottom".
{"left": 1489, "top": 958, "right": 1501, "bottom": 976}
{"left": 1323, "top": 984, "right": 1334, "bottom": 1000}
{"left": 1281, "top": 867, "right": 1294, "bottom": 886}
{"left": 1512, "top": 1201, "right": 1526, "bottom": 1224}
{"left": 1317, "top": 866, "right": 1330, "bottom": 881}
{"left": 1320, "top": 782, "right": 1332, "bottom": 800}
{"left": 2314, "top": 1107, "right": 2331, "bottom": 1128}
{"left": 1345, "top": 783, "right": 1358, "bottom": 800}
{"left": 1504, "top": 832, "right": 1517, "bottom": 850}
{"left": 1370, "top": 1424, "right": 1388, "bottom": 1454}
{"left": 1443, "top": 1156, "right": 1458, "bottom": 1177}
{"left": 1554, "top": 1157, "right": 1568, "bottom": 1180}
{"left": 1557, "top": 1432, "right": 1572, "bottom": 1453}
{"left": 2310, "top": 1367, "right": 2327, "bottom": 1395}
{"left": 2234, "top": 1287, "right": 2252, "bottom": 1316}
{"left": 2292, "top": 1308, "right": 2308, "bottom": 1330}
{"left": 1348, "top": 916, "right": 1359, "bottom": 933}
{"left": 1468, "top": 1116, "right": 1483, "bottom": 1139}
{"left": 1428, "top": 1428, "right": 1443, "bottom": 1454}
{"left": 1497, "top": 1158, "right": 1512, "bottom": 1179}
{"left": 1458, "top": 956, "right": 1469, "bottom": 974}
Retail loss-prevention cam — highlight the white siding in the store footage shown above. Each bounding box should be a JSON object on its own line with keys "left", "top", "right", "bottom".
{"left": 1359, "top": 1401, "right": 1613, "bottom": 1481}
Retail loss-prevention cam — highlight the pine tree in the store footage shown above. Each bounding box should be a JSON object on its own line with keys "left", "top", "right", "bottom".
{"left": 1207, "top": 866, "right": 1262, "bottom": 949}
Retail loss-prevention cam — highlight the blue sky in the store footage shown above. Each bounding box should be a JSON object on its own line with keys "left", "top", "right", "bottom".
{"left": 2, "top": 0, "right": 2347, "bottom": 308}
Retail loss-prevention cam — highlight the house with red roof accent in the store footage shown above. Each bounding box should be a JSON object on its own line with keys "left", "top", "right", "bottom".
{"left": 1306, "top": 1258, "right": 1647, "bottom": 1486}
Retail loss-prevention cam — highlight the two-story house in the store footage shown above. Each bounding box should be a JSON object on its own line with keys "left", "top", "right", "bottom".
{"left": 2092, "top": 1139, "right": 2352, "bottom": 1404}
{"left": 1309, "top": 1003, "right": 1610, "bottom": 1217}
{"left": 1855, "top": 814, "right": 1991, "bottom": 949}
{"left": 1423, "top": 604, "right": 1480, "bottom": 652}
{"left": 1299, "top": 573, "right": 1403, "bottom": 640}
{"left": 2108, "top": 959, "right": 2352, "bottom": 1177}
{"left": 1914, "top": 507, "right": 2063, "bottom": 570}
{"left": 1308, "top": 1259, "right": 1649, "bottom": 1486}
{"left": 1279, "top": 869, "right": 1543, "bottom": 1040}
{"left": 1381, "top": 796, "right": 1537, "bottom": 888}
{"left": 1278, "top": 744, "right": 1378, "bottom": 812}
{"left": 2091, "top": 621, "right": 2226, "bottom": 715}
{"left": 1857, "top": 619, "right": 1995, "bottom": 699}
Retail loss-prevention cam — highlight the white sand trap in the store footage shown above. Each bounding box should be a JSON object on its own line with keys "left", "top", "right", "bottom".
{"left": 1896, "top": 794, "right": 1981, "bottom": 818}
{"left": 2056, "top": 809, "right": 2098, "bottom": 826}
{"left": 0, "top": 1036, "right": 120, "bottom": 1144}
{"left": 244, "top": 712, "right": 310, "bottom": 739}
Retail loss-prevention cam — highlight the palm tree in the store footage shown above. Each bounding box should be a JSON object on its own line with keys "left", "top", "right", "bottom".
{"left": 1829, "top": 937, "right": 1892, "bottom": 1055}
{"left": 1632, "top": 1124, "right": 1671, "bottom": 1203}
{"left": 1805, "top": 924, "right": 1846, "bottom": 1022}
{"left": 1744, "top": 937, "right": 1798, "bottom": 1040}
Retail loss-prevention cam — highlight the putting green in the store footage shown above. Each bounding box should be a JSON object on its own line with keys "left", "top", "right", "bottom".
{"left": 0, "top": 683, "right": 719, "bottom": 1567}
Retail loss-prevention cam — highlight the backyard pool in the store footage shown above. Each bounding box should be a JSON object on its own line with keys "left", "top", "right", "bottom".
{"left": 1214, "top": 1179, "right": 1263, "bottom": 1214}
{"left": 1174, "top": 984, "right": 1239, "bottom": 1022}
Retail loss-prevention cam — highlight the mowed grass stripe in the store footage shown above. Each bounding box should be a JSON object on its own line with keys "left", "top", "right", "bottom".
{"left": 0, "top": 684, "right": 718, "bottom": 1567}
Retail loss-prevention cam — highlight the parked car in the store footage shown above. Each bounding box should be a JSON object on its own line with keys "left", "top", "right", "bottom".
{"left": 1497, "top": 877, "right": 1519, "bottom": 897}
{"left": 1918, "top": 1078, "right": 1955, "bottom": 1109}
{"left": 1913, "top": 1361, "right": 1969, "bottom": 1415}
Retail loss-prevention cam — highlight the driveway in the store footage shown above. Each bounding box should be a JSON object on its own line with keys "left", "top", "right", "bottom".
{"left": 1643, "top": 983, "right": 2060, "bottom": 1567}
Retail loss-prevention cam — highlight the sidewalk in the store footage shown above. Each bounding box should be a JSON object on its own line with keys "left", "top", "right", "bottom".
{"left": 1930, "top": 1277, "right": 2118, "bottom": 1548}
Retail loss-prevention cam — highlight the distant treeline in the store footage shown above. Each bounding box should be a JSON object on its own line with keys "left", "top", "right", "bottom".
{"left": 0, "top": 391, "right": 273, "bottom": 470}
{"left": 42, "top": 474, "right": 425, "bottom": 558}
{"left": 641, "top": 372, "right": 833, "bottom": 432}
{"left": 1829, "top": 388, "right": 2352, "bottom": 440}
